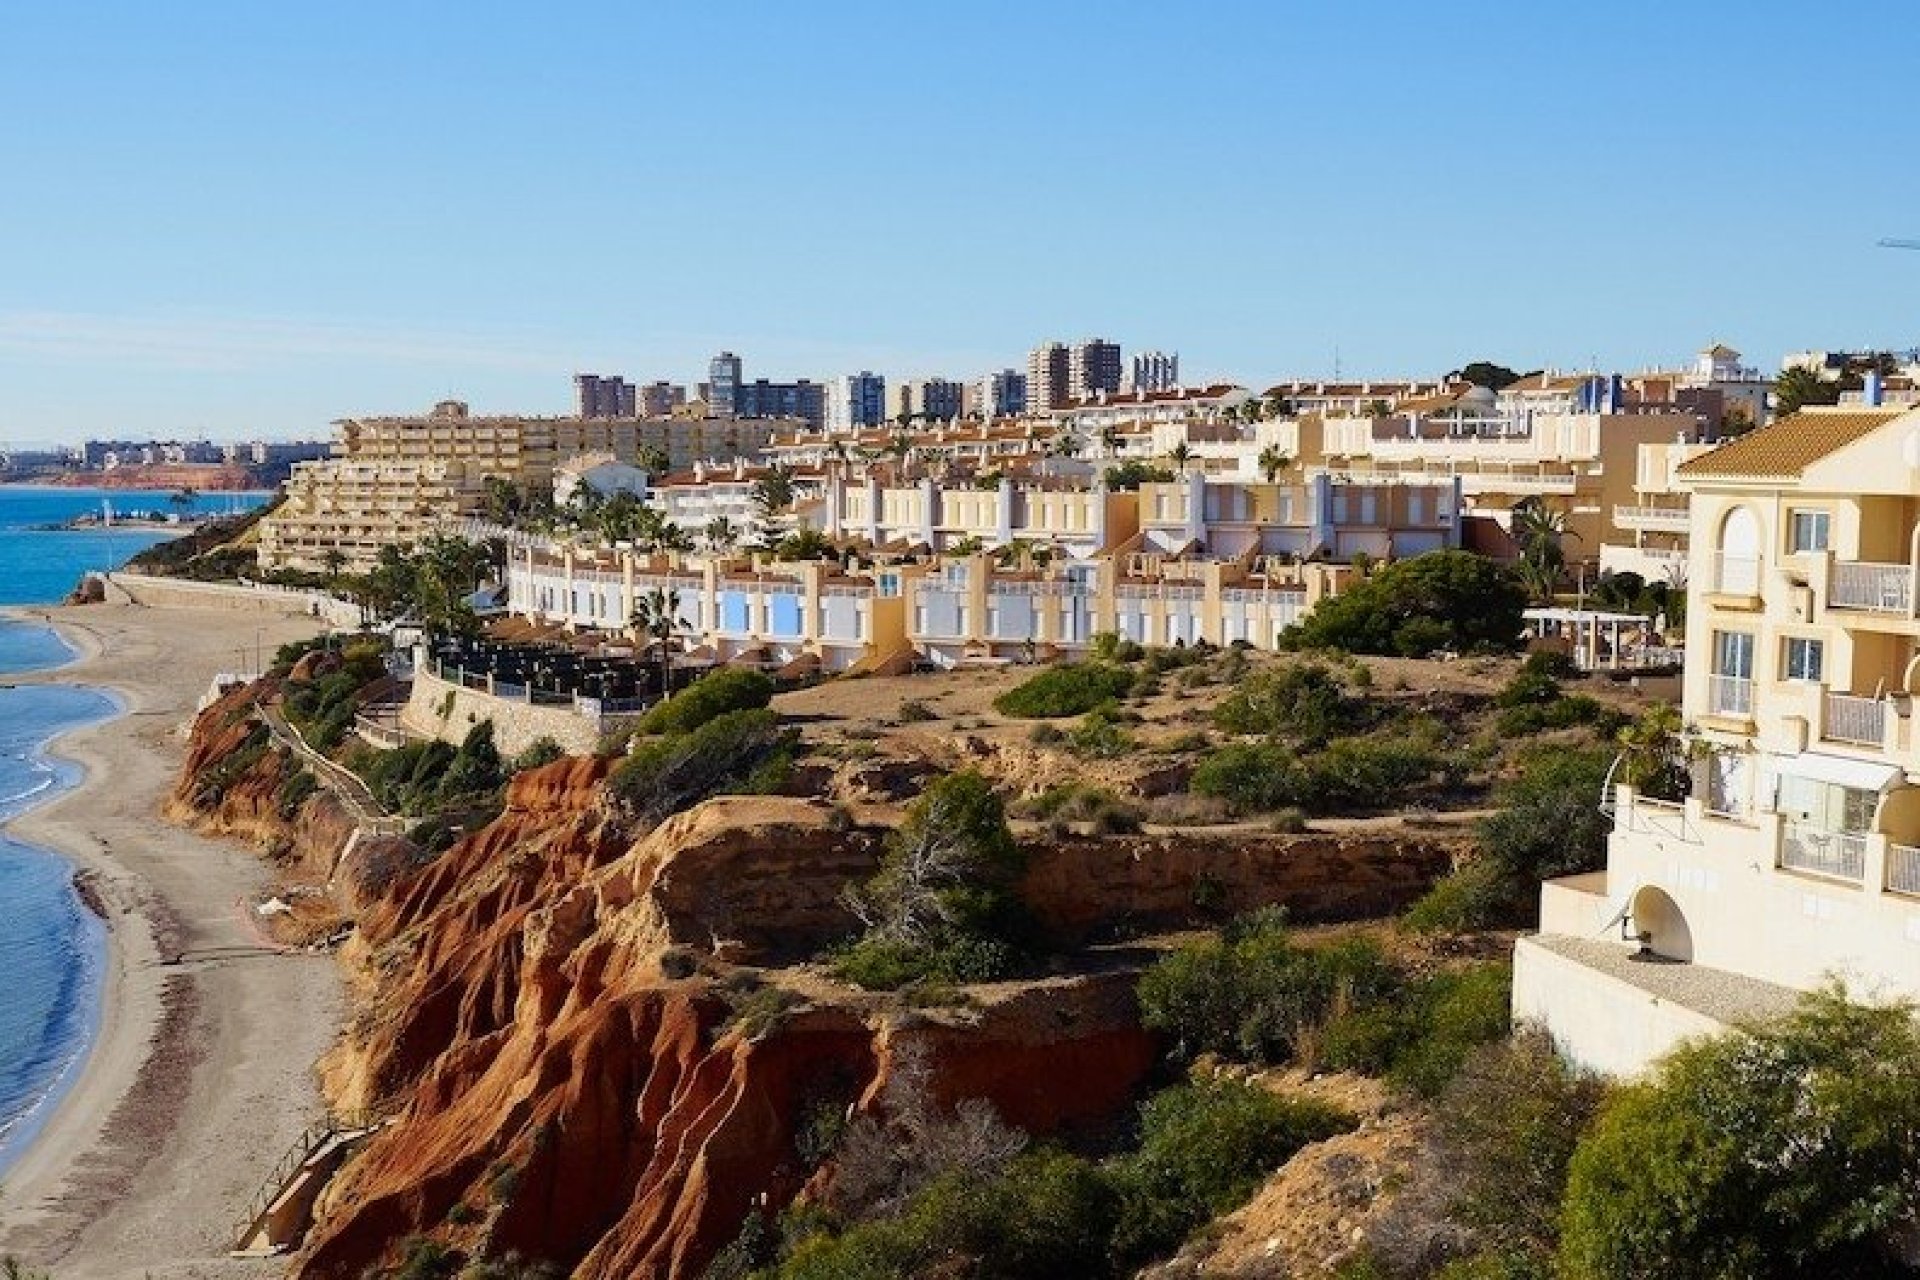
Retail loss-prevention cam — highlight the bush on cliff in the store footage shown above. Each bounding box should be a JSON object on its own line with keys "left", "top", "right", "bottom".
{"left": 1138, "top": 910, "right": 1396, "bottom": 1064}
{"left": 607, "top": 708, "right": 796, "bottom": 826}
{"left": 1210, "top": 661, "right": 1363, "bottom": 744}
{"left": 991, "top": 663, "right": 1135, "bottom": 719}
{"left": 837, "top": 770, "right": 1028, "bottom": 988}
{"left": 767, "top": 1077, "right": 1352, "bottom": 1279}
{"left": 1279, "top": 551, "right": 1526, "bottom": 657}
{"left": 1406, "top": 746, "right": 1612, "bottom": 931}
{"left": 1559, "top": 986, "right": 1920, "bottom": 1279}
{"left": 638, "top": 668, "right": 775, "bottom": 736}
{"left": 1189, "top": 734, "right": 1442, "bottom": 816}
{"left": 358, "top": 721, "right": 506, "bottom": 817}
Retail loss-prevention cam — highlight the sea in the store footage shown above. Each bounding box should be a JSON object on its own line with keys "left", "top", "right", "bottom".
{"left": 0, "top": 485, "right": 267, "bottom": 1173}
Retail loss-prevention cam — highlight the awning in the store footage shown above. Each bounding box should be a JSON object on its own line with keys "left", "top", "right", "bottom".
{"left": 1771, "top": 752, "right": 1907, "bottom": 792}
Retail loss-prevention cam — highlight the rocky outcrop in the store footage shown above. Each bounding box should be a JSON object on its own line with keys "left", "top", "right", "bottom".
{"left": 299, "top": 783, "right": 1156, "bottom": 1280}
{"left": 1021, "top": 830, "right": 1461, "bottom": 944}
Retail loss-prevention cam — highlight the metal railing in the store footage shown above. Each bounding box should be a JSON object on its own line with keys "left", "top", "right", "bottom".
{"left": 1888, "top": 843, "right": 1920, "bottom": 897}
{"left": 1829, "top": 561, "right": 1913, "bottom": 614}
{"left": 1708, "top": 674, "right": 1753, "bottom": 717}
{"left": 1780, "top": 823, "right": 1867, "bottom": 882}
{"left": 1712, "top": 553, "right": 1759, "bottom": 595}
{"left": 230, "top": 1109, "right": 385, "bottom": 1249}
{"left": 1823, "top": 693, "right": 1887, "bottom": 747}
{"left": 1622, "top": 793, "right": 1701, "bottom": 844}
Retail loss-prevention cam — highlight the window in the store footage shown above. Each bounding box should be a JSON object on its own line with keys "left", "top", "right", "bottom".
{"left": 1789, "top": 510, "right": 1830, "bottom": 553}
{"left": 1783, "top": 637, "right": 1824, "bottom": 682}
{"left": 1714, "top": 630, "right": 1754, "bottom": 678}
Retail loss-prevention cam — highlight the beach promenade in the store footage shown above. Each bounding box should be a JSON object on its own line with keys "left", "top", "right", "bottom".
{"left": 0, "top": 601, "right": 336, "bottom": 1279}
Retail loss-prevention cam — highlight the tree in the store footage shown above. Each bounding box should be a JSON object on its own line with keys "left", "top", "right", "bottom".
{"left": 1103, "top": 461, "right": 1175, "bottom": 492}
{"left": 629, "top": 587, "right": 685, "bottom": 698}
{"left": 321, "top": 547, "right": 347, "bottom": 587}
{"left": 1617, "top": 702, "right": 1687, "bottom": 801}
{"left": 845, "top": 770, "right": 1024, "bottom": 951}
{"left": 636, "top": 444, "right": 671, "bottom": 476}
{"left": 1169, "top": 442, "right": 1194, "bottom": 472}
{"left": 1099, "top": 423, "right": 1122, "bottom": 457}
{"left": 1560, "top": 986, "right": 1920, "bottom": 1279}
{"left": 1509, "top": 497, "right": 1577, "bottom": 603}
{"left": 1773, "top": 364, "right": 1838, "bottom": 418}
{"left": 1453, "top": 361, "right": 1523, "bottom": 390}
{"left": 704, "top": 515, "right": 738, "bottom": 553}
{"left": 753, "top": 464, "right": 797, "bottom": 522}
{"left": 1257, "top": 444, "right": 1291, "bottom": 484}
{"left": 480, "top": 475, "right": 524, "bottom": 524}
{"left": 1281, "top": 550, "right": 1527, "bottom": 657}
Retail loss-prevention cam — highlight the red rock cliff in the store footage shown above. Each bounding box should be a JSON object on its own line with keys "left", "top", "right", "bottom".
{"left": 299, "top": 779, "right": 1156, "bottom": 1279}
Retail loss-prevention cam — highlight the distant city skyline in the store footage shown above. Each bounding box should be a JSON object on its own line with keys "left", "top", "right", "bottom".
{"left": 2, "top": 2, "right": 1917, "bottom": 445}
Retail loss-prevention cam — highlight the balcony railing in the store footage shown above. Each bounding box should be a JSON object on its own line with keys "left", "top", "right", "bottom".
{"left": 1708, "top": 674, "right": 1753, "bottom": 717}
{"left": 1823, "top": 693, "right": 1888, "bottom": 747}
{"left": 1712, "top": 553, "right": 1759, "bottom": 595}
{"left": 1780, "top": 823, "right": 1867, "bottom": 882}
{"left": 1613, "top": 504, "right": 1691, "bottom": 530}
{"left": 1829, "top": 561, "right": 1913, "bottom": 615}
{"left": 1888, "top": 844, "right": 1920, "bottom": 897}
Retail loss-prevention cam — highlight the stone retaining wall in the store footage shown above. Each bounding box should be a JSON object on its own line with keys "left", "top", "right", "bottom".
{"left": 400, "top": 661, "right": 633, "bottom": 759}
{"left": 103, "top": 572, "right": 363, "bottom": 627}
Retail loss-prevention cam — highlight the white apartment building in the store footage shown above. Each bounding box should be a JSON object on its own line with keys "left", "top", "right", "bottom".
{"left": 1517, "top": 405, "right": 1920, "bottom": 1076}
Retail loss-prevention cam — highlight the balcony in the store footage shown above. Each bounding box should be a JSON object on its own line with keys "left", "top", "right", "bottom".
{"left": 1711, "top": 553, "right": 1759, "bottom": 597}
{"left": 1829, "top": 561, "right": 1914, "bottom": 616}
{"left": 1613, "top": 504, "right": 1691, "bottom": 532}
{"left": 1822, "top": 692, "right": 1889, "bottom": 747}
{"left": 1779, "top": 822, "right": 1867, "bottom": 883}
{"left": 1888, "top": 843, "right": 1920, "bottom": 897}
{"left": 1708, "top": 674, "right": 1753, "bottom": 718}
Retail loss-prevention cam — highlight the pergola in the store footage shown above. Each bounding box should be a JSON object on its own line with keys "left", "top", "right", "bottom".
{"left": 1522, "top": 606, "right": 1652, "bottom": 672}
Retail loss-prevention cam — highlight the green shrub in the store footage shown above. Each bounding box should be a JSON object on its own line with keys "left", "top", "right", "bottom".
{"left": 992, "top": 663, "right": 1135, "bottom": 718}
{"left": 1020, "top": 783, "right": 1142, "bottom": 834}
{"left": 638, "top": 668, "right": 775, "bottom": 736}
{"left": 1383, "top": 962, "right": 1513, "bottom": 1098}
{"left": 1027, "top": 722, "right": 1065, "bottom": 745}
{"left": 1190, "top": 736, "right": 1441, "bottom": 816}
{"left": 1403, "top": 858, "right": 1514, "bottom": 934}
{"left": 1211, "top": 662, "right": 1360, "bottom": 743}
{"left": 1560, "top": 986, "right": 1920, "bottom": 1279}
{"left": 1439, "top": 1029, "right": 1608, "bottom": 1262}
{"left": 1472, "top": 747, "right": 1614, "bottom": 926}
{"left": 1189, "top": 740, "right": 1301, "bottom": 813}
{"left": 1068, "top": 707, "right": 1135, "bottom": 759}
{"left": 896, "top": 698, "right": 937, "bottom": 723}
{"left": 1109, "top": 1079, "right": 1355, "bottom": 1265}
{"left": 608, "top": 709, "right": 795, "bottom": 825}
{"left": 275, "top": 768, "right": 319, "bottom": 820}
{"left": 1138, "top": 912, "right": 1395, "bottom": 1063}
{"left": 512, "top": 736, "right": 567, "bottom": 772}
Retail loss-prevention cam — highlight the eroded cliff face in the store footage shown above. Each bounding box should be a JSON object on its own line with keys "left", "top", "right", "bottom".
{"left": 167, "top": 692, "right": 1459, "bottom": 1280}
{"left": 299, "top": 777, "right": 1156, "bottom": 1279}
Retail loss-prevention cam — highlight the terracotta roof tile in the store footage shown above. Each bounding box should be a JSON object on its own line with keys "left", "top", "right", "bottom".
{"left": 1676, "top": 408, "right": 1903, "bottom": 479}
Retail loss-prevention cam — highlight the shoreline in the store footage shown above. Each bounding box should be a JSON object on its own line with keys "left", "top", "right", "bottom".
{"left": 0, "top": 670, "right": 121, "bottom": 1176}
{"left": 0, "top": 601, "right": 337, "bottom": 1279}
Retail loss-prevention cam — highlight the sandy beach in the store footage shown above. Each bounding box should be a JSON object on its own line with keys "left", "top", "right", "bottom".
{"left": 0, "top": 601, "right": 336, "bottom": 1279}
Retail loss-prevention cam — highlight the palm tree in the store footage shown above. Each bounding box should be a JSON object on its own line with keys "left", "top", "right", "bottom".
{"left": 1257, "top": 445, "right": 1291, "bottom": 484}
{"left": 321, "top": 547, "right": 347, "bottom": 587}
{"left": 1772, "top": 365, "right": 1835, "bottom": 417}
{"left": 1510, "top": 497, "right": 1577, "bottom": 602}
{"left": 1169, "top": 442, "right": 1195, "bottom": 473}
{"left": 1099, "top": 424, "right": 1122, "bottom": 457}
{"left": 704, "top": 515, "right": 737, "bottom": 553}
{"left": 889, "top": 432, "right": 914, "bottom": 482}
{"left": 636, "top": 444, "right": 671, "bottom": 476}
{"left": 629, "top": 587, "right": 686, "bottom": 700}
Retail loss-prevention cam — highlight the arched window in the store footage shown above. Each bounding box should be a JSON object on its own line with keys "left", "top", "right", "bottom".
{"left": 1717, "top": 507, "right": 1760, "bottom": 593}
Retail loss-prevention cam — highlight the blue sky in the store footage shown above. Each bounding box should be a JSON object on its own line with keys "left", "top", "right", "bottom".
{"left": 2, "top": 1, "right": 1916, "bottom": 444}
